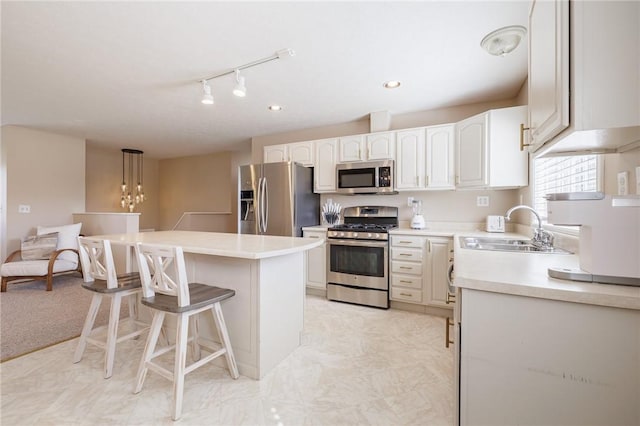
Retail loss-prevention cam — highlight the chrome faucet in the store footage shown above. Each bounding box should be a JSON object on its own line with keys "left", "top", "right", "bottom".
{"left": 504, "top": 205, "right": 554, "bottom": 249}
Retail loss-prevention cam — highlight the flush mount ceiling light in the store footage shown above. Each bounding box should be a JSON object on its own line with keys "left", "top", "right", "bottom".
{"left": 232, "top": 70, "right": 246, "bottom": 97}
{"left": 383, "top": 80, "right": 401, "bottom": 89}
{"left": 480, "top": 25, "right": 527, "bottom": 56}
{"left": 198, "top": 48, "right": 294, "bottom": 104}
{"left": 201, "top": 80, "right": 214, "bottom": 105}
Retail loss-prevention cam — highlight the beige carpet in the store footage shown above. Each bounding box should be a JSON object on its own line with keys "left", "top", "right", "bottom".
{"left": 0, "top": 274, "right": 126, "bottom": 361}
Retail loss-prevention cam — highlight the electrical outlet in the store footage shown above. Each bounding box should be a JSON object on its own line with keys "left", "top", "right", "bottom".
{"left": 618, "top": 171, "right": 629, "bottom": 195}
{"left": 18, "top": 204, "right": 31, "bottom": 213}
{"left": 407, "top": 197, "right": 414, "bottom": 207}
{"left": 477, "top": 196, "right": 489, "bottom": 207}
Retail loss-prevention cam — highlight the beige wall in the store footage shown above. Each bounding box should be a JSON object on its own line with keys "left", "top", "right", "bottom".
{"left": 85, "top": 143, "right": 160, "bottom": 231}
{"left": 1, "top": 126, "right": 85, "bottom": 256}
{"left": 158, "top": 152, "right": 234, "bottom": 231}
{"left": 603, "top": 150, "right": 640, "bottom": 195}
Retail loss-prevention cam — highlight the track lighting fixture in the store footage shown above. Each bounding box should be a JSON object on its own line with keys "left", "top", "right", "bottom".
{"left": 197, "top": 48, "right": 294, "bottom": 105}
{"left": 201, "top": 80, "right": 214, "bottom": 105}
{"left": 233, "top": 70, "right": 246, "bottom": 97}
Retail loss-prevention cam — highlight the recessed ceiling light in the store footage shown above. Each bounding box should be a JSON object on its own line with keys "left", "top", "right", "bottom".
{"left": 383, "top": 80, "right": 401, "bottom": 89}
{"left": 268, "top": 105, "right": 282, "bottom": 111}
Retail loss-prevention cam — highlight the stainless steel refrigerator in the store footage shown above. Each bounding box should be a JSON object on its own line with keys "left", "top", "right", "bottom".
{"left": 239, "top": 162, "right": 320, "bottom": 237}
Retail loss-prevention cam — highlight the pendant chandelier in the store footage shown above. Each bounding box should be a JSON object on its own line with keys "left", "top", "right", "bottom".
{"left": 120, "top": 148, "right": 145, "bottom": 212}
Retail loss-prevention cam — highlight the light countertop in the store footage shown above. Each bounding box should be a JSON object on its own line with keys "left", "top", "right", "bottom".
{"left": 90, "top": 230, "right": 323, "bottom": 260}
{"left": 453, "top": 231, "right": 640, "bottom": 310}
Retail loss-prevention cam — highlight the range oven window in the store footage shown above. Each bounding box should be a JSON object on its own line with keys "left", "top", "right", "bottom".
{"left": 338, "top": 168, "right": 376, "bottom": 188}
{"left": 329, "top": 243, "right": 384, "bottom": 277}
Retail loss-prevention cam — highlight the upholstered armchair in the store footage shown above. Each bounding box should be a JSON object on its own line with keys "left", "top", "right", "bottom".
{"left": 0, "top": 223, "right": 83, "bottom": 292}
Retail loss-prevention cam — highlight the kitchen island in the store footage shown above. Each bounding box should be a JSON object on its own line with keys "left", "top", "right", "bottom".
{"left": 90, "top": 230, "right": 323, "bottom": 380}
{"left": 453, "top": 233, "right": 640, "bottom": 425}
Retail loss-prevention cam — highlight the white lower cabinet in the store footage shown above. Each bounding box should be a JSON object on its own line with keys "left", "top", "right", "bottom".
{"left": 390, "top": 234, "right": 453, "bottom": 309}
{"left": 302, "top": 229, "right": 326, "bottom": 290}
{"left": 459, "top": 289, "right": 640, "bottom": 425}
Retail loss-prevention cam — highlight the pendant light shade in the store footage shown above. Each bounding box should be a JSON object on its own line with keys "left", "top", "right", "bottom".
{"left": 120, "top": 149, "right": 145, "bottom": 212}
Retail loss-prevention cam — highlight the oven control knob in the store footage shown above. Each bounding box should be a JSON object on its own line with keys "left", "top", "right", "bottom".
{"left": 375, "top": 233, "right": 381, "bottom": 239}
{"left": 367, "top": 233, "right": 373, "bottom": 238}
{"left": 353, "top": 232, "right": 358, "bottom": 238}
{"left": 339, "top": 232, "right": 345, "bottom": 237}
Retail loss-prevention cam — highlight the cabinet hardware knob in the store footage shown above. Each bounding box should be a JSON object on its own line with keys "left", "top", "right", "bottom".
{"left": 426, "top": 175, "right": 430, "bottom": 186}
{"left": 446, "top": 293, "right": 456, "bottom": 304}
{"left": 520, "top": 123, "right": 532, "bottom": 151}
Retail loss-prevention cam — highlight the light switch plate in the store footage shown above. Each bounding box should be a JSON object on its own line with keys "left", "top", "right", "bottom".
{"left": 18, "top": 204, "right": 31, "bottom": 213}
{"left": 618, "top": 171, "right": 629, "bottom": 195}
{"left": 477, "top": 196, "right": 489, "bottom": 207}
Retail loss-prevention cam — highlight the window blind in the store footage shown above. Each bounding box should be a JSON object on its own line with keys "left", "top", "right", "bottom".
{"left": 534, "top": 155, "right": 599, "bottom": 221}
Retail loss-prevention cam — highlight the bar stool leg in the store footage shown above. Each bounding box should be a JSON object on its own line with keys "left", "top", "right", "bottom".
{"left": 212, "top": 303, "right": 239, "bottom": 379}
{"left": 190, "top": 314, "right": 201, "bottom": 361}
{"left": 134, "top": 311, "right": 165, "bottom": 394}
{"left": 74, "top": 294, "right": 102, "bottom": 363}
{"left": 173, "top": 314, "right": 189, "bottom": 421}
{"left": 127, "top": 293, "right": 140, "bottom": 338}
{"left": 104, "top": 293, "right": 123, "bottom": 379}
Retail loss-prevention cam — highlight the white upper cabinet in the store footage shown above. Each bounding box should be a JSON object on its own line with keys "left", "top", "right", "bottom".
{"left": 263, "top": 144, "right": 288, "bottom": 163}
{"left": 288, "top": 141, "right": 314, "bottom": 166}
{"left": 264, "top": 142, "right": 314, "bottom": 166}
{"left": 530, "top": 0, "right": 640, "bottom": 154}
{"left": 314, "top": 138, "right": 338, "bottom": 193}
{"left": 338, "top": 132, "right": 395, "bottom": 162}
{"left": 338, "top": 135, "right": 365, "bottom": 162}
{"left": 396, "top": 125, "right": 455, "bottom": 191}
{"left": 456, "top": 106, "right": 528, "bottom": 189}
{"left": 425, "top": 124, "right": 455, "bottom": 190}
{"left": 366, "top": 132, "right": 395, "bottom": 160}
{"left": 527, "top": 0, "right": 569, "bottom": 151}
{"left": 395, "top": 128, "right": 425, "bottom": 190}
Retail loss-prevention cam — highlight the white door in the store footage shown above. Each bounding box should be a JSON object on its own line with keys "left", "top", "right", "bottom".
{"left": 456, "top": 113, "right": 487, "bottom": 188}
{"left": 395, "top": 128, "right": 425, "bottom": 190}
{"left": 314, "top": 138, "right": 338, "bottom": 192}
{"left": 263, "top": 144, "right": 288, "bottom": 163}
{"left": 425, "top": 124, "right": 455, "bottom": 189}
{"left": 288, "top": 141, "right": 314, "bottom": 166}
{"left": 338, "top": 136, "right": 364, "bottom": 162}
{"left": 366, "top": 132, "right": 395, "bottom": 160}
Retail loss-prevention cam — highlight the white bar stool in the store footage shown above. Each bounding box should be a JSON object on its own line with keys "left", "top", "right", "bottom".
{"left": 74, "top": 237, "right": 149, "bottom": 378}
{"left": 133, "top": 242, "right": 239, "bottom": 421}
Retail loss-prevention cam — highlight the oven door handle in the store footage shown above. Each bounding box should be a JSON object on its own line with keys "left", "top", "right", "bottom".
{"left": 328, "top": 239, "right": 389, "bottom": 248}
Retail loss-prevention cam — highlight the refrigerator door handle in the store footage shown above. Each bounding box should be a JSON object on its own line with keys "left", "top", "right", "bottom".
{"left": 259, "top": 177, "right": 267, "bottom": 233}
{"left": 263, "top": 177, "right": 269, "bottom": 232}
{"left": 256, "top": 177, "right": 263, "bottom": 233}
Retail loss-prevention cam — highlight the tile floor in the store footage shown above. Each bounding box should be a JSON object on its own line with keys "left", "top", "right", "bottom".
{"left": 0, "top": 295, "right": 454, "bottom": 425}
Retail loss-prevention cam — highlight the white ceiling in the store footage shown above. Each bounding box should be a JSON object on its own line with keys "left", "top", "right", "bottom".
{"left": 1, "top": 1, "right": 529, "bottom": 159}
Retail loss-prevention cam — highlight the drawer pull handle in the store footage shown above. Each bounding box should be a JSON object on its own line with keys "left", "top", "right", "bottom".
{"left": 400, "top": 292, "right": 413, "bottom": 297}
{"left": 399, "top": 266, "right": 412, "bottom": 270}
{"left": 399, "top": 280, "right": 412, "bottom": 284}
{"left": 446, "top": 292, "right": 456, "bottom": 305}
{"left": 399, "top": 241, "right": 412, "bottom": 244}
{"left": 399, "top": 253, "right": 412, "bottom": 256}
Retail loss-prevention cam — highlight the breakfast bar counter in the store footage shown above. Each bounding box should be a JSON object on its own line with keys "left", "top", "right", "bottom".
{"left": 91, "top": 231, "right": 323, "bottom": 379}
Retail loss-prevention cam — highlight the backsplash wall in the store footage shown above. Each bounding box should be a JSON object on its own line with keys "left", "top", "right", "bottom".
{"left": 320, "top": 189, "right": 521, "bottom": 227}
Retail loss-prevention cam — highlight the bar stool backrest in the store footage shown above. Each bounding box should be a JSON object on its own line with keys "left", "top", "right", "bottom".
{"left": 77, "top": 237, "right": 118, "bottom": 289}
{"left": 135, "top": 243, "right": 190, "bottom": 306}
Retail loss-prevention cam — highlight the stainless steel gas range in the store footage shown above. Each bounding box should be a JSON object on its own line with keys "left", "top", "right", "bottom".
{"left": 326, "top": 206, "right": 398, "bottom": 309}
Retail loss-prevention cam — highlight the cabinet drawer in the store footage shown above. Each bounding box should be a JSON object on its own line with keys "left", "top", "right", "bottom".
{"left": 391, "top": 287, "right": 422, "bottom": 303}
{"left": 392, "top": 261, "right": 422, "bottom": 276}
{"left": 391, "top": 247, "right": 422, "bottom": 261}
{"left": 392, "top": 274, "right": 422, "bottom": 289}
{"left": 391, "top": 235, "right": 425, "bottom": 248}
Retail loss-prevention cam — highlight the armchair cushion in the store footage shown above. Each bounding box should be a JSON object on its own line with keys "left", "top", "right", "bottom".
{"left": 37, "top": 223, "right": 82, "bottom": 263}
{"left": 20, "top": 232, "right": 58, "bottom": 260}
{"left": 0, "top": 258, "right": 78, "bottom": 277}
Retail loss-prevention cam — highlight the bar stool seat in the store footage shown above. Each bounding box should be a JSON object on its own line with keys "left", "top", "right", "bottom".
{"left": 134, "top": 242, "right": 239, "bottom": 421}
{"left": 74, "top": 237, "right": 150, "bottom": 379}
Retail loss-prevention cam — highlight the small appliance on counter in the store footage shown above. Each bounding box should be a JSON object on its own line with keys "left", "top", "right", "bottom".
{"left": 322, "top": 199, "right": 341, "bottom": 225}
{"left": 410, "top": 199, "right": 426, "bottom": 229}
{"left": 486, "top": 215, "right": 505, "bottom": 233}
{"left": 546, "top": 192, "right": 640, "bottom": 286}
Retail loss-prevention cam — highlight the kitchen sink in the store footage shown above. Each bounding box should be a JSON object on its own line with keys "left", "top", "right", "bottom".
{"left": 459, "top": 236, "right": 571, "bottom": 254}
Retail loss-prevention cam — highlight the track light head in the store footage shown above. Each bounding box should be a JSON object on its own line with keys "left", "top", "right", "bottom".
{"left": 201, "top": 80, "right": 214, "bottom": 105}
{"left": 233, "top": 70, "right": 246, "bottom": 97}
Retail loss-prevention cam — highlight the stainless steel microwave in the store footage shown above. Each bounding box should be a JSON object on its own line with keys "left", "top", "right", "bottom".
{"left": 336, "top": 160, "right": 395, "bottom": 194}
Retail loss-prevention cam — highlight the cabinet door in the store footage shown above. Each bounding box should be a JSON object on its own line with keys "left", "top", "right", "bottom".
{"left": 289, "top": 141, "right": 314, "bottom": 166}
{"left": 456, "top": 113, "right": 487, "bottom": 188}
{"left": 425, "top": 124, "right": 455, "bottom": 189}
{"left": 303, "top": 230, "right": 326, "bottom": 289}
{"left": 395, "top": 128, "right": 425, "bottom": 190}
{"left": 314, "top": 138, "right": 338, "bottom": 192}
{"left": 528, "top": 0, "right": 569, "bottom": 150}
{"left": 424, "top": 238, "right": 453, "bottom": 307}
{"left": 264, "top": 144, "right": 288, "bottom": 163}
{"left": 338, "top": 136, "right": 365, "bottom": 162}
{"left": 366, "top": 132, "right": 395, "bottom": 160}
